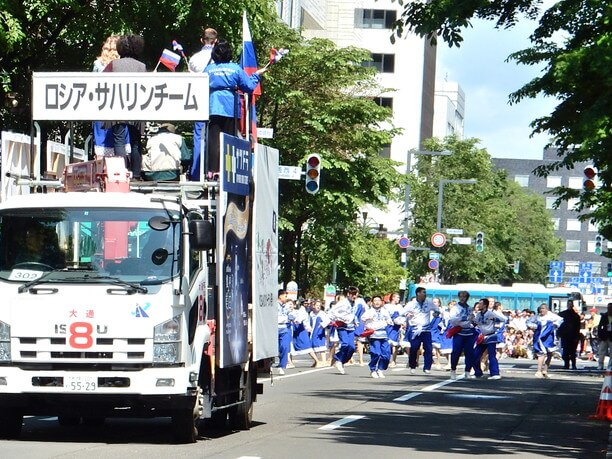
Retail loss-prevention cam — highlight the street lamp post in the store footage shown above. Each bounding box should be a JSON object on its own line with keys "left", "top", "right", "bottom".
{"left": 436, "top": 179, "right": 478, "bottom": 232}
{"left": 403, "top": 150, "right": 452, "bottom": 263}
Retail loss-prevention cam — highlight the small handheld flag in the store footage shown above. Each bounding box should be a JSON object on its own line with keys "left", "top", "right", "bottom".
{"left": 269, "top": 48, "right": 289, "bottom": 65}
{"left": 172, "top": 40, "right": 186, "bottom": 58}
{"left": 158, "top": 49, "right": 181, "bottom": 72}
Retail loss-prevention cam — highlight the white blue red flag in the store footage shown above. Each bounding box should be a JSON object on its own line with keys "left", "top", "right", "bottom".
{"left": 240, "top": 11, "right": 260, "bottom": 143}
{"left": 172, "top": 40, "right": 186, "bottom": 58}
{"left": 269, "top": 48, "right": 289, "bottom": 65}
{"left": 159, "top": 49, "right": 181, "bottom": 71}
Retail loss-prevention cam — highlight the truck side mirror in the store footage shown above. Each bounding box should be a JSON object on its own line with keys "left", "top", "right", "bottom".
{"left": 189, "top": 220, "right": 215, "bottom": 251}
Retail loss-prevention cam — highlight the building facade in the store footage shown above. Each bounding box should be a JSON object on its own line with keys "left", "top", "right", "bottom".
{"left": 279, "top": 0, "right": 435, "bottom": 233}
{"left": 493, "top": 148, "right": 610, "bottom": 298}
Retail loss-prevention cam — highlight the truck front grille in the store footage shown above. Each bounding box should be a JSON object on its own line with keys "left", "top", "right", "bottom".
{"left": 15, "top": 337, "right": 149, "bottom": 362}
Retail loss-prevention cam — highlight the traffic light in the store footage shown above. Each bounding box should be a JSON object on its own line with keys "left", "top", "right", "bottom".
{"left": 607, "top": 262, "right": 612, "bottom": 277}
{"left": 595, "top": 235, "right": 603, "bottom": 255}
{"left": 305, "top": 154, "right": 321, "bottom": 194}
{"left": 583, "top": 165, "right": 597, "bottom": 191}
{"left": 513, "top": 260, "right": 520, "bottom": 274}
{"left": 475, "top": 231, "right": 484, "bottom": 252}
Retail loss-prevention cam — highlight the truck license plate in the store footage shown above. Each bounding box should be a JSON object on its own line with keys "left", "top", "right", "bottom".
{"left": 64, "top": 375, "right": 97, "bottom": 392}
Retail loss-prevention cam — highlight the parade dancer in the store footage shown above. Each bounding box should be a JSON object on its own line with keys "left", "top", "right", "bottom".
{"left": 361, "top": 295, "right": 393, "bottom": 378}
{"left": 449, "top": 290, "right": 478, "bottom": 380}
{"left": 527, "top": 303, "right": 563, "bottom": 378}
{"left": 401, "top": 287, "right": 440, "bottom": 374}
{"left": 329, "top": 287, "right": 359, "bottom": 374}
{"left": 473, "top": 299, "right": 507, "bottom": 380}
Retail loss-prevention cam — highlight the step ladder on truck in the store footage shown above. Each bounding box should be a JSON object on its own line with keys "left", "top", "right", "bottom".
{"left": 0, "top": 71, "right": 279, "bottom": 443}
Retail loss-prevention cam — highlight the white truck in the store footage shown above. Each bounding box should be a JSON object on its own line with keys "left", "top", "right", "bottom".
{"left": 0, "top": 72, "right": 279, "bottom": 443}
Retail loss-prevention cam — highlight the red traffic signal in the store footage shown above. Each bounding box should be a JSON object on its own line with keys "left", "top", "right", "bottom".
{"left": 584, "top": 166, "right": 597, "bottom": 191}
{"left": 305, "top": 154, "right": 321, "bottom": 194}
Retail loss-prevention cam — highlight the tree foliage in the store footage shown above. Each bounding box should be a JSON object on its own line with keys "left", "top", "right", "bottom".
{"left": 257, "top": 33, "right": 406, "bottom": 295}
{"left": 392, "top": 0, "right": 612, "bottom": 248}
{"left": 407, "top": 137, "right": 562, "bottom": 284}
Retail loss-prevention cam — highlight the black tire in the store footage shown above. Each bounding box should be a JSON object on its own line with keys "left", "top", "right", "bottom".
{"left": 0, "top": 412, "right": 23, "bottom": 439}
{"left": 172, "top": 408, "right": 198, "bottom": 444}
{"left": 58, "top": 415, "right": 80, "bottom": 426}
{"left": 228, "top": 369, "right": 253, "bottom": 430}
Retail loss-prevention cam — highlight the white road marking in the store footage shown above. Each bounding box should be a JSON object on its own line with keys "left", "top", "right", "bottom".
{"left": 446, "top": 394, "right": 510, "bottom": 399}
{"left": 394, "top": 392, "right": 422, "bottom": 402}
{"left": 319, "top": 415, "right": 366, "bottom": 430}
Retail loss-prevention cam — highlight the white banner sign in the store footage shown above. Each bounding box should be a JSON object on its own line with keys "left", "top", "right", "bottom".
{"left": 32, "top": 72, "right": 209, "bottom": 121}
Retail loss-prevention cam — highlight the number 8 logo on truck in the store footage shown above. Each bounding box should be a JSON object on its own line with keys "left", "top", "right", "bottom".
{"left": 69, "top": 322, "right": 94, "bottom": 349}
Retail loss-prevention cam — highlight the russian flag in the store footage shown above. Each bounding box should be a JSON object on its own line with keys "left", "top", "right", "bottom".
{"left": 241, "top": 11, "right": 260, "bottom": 144}
{"left": 159, "top": 49, "right": 181, "bottom": 72}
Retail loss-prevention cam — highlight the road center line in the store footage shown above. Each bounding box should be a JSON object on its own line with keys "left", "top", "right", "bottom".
{"left": 319, "top": 415, "right": 366, "bottom": 430}
{"left": 394, "top": 392, "right": 422, "bottom": 402}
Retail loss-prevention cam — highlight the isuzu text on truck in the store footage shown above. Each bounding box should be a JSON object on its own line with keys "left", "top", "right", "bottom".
{"left": 0, "top": 72, "right": 279, "bottom": 443}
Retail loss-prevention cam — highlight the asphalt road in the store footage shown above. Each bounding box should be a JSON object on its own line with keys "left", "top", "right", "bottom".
{"left": 1, "top": 356, "right": 609, "bottom": 459}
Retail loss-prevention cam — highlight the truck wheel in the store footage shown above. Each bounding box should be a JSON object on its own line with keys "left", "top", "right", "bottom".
{"left": 58, "top": 415, "right": 80, "bottom": 426}
{"left": 172, "top": 409, "right": 198, "bottom": 444}
{"left": 228, "top": 369, "right": 253, "bottom": 430}
{"left": 0, "top": 412, "right": 23, "bottom": 439}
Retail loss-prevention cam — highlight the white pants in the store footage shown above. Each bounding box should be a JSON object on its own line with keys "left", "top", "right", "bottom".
{"left": 597, "top": 340, "right": 612, "bottom": 368}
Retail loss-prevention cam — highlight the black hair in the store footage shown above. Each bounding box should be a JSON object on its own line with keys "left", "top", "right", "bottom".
{"left": 211, "top": 39, "right": 232, "bottom": 63}
{"left": 116, "top": 34, "right": 144, "bottom": 59}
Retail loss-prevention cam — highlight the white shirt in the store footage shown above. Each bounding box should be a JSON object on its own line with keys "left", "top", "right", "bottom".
{"left": 189, "top": 45, "right": 214, "bottom": 73}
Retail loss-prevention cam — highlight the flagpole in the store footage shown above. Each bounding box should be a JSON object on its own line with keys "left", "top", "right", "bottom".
{"left": 153, "top": 60, "right": 161, "bottom": 72}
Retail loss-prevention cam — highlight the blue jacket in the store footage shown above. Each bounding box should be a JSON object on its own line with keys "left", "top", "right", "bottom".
{"left": 205, "top": 62, "right": 261, "bottom": 118}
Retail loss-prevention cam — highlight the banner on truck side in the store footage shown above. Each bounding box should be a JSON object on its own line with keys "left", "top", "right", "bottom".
{"left": 252, "top": 144, "right": 280, "bottom": 361}
{"left": 32, "top": 72, "right": 209, "bottom": 121}
{"left": 217, "top": 133, "right": 251, "bottom": 368}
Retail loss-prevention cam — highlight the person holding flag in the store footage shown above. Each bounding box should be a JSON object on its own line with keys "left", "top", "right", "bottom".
{"left": 190, "top": 38, "right": 266, "bottom": 180}
{"left": 189, "top": 28, "right": 218, "bottom": 181}
{"left": 189, "top": 28, "right": 218, "bottom": 73}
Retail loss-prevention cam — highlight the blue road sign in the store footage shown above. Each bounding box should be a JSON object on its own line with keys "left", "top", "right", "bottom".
{"left": 593, "top": 277, "right": 603, "bottom": 284}
{"left": 549, "top": 269, "right": 563, "bottom": 283}
{"left": 579, "top": 262, "right": 593, "bottom": 271}
{"left": 579, "top": 270, "right": 593, "bottom": 284}
{"left": 550, "top": 261, "right": 564, "bottom": 270}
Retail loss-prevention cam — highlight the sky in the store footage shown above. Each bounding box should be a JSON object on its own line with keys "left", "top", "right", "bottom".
{"left": 436, "top": 16, "right": 558, "bottom": 160}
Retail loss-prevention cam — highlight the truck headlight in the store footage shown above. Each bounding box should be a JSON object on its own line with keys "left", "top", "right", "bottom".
{"left": 0, "top": 321, "right": 10, "bottom": 361}
{"left": 153, "top": 317, "right": 180, "bottom": 363}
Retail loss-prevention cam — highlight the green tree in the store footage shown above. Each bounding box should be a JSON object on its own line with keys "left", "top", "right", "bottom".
{"left": 258, "top": 35, "right": 406, "bottom": 295}
{"left": 408, "top": 137, "right": 562, "bottom": 284}
{"left": 392, "top": 0, "right": 612, "bottom": 246}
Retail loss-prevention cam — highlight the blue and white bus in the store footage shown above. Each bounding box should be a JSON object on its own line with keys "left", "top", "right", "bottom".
{"left": 415, "top": 283, "right": 581, "bottom": 312}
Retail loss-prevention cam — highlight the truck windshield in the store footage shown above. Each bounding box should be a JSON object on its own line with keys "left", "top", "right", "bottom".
{"left": 0, "top": 207, "right": 179, "bottom": 284}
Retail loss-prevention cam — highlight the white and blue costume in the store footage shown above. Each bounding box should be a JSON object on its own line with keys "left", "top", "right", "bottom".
{"left": 385, "top": 301, "right": 403, "bottom": 346}
{"left": 431, "top": 310, "right": 453, "bottom": 354}
{"left": 401, "top": 298, "right": 440, "bottom": 371}
{"left": 528, "top": 311, "right": 563, "bottom": 355}
{"left": 449, "top": 301, "right": 478, "bottom": 373}
{"left": 474, "top": 309, "right": 507, "bottom": 377}
{"left": 277, "top": 301, "right": 291, "bottom": 369}
{"left": 361, "top": 307, "right": 392, "bottom": 373}
{"left": 329, "top": 297, "right": 357, "bottom": 364}
{"left": 310, "top": 309, "right": 330, "bottom": 353}
{"left": 291, "top": 307, "right": 314, "bottom": 355}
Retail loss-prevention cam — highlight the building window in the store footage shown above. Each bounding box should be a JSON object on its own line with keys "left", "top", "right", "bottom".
{"left": 588, "top": 220, "right": 598, "bottom": 232}
{"left": 373, "top": 97, "right": 393, "bottom": 109}
{"left": 568, "top": 177, "right": 582, "bottom": 189}
{"left": 514, "top": 175, "right": 529, "bottom": 187}
{"left": 567, "top": 198, "right": 579, "bottom": 210}
{"left": 363, "top": 53, "right": 395, "bottom": 73}
{"left": 551, "top": 218, "right": 560, "bottom": 231}
{"left": 565, "top": 240, "right": 581, "bottom": 252}
{"left": 546, "top": 176, "right": 562, "bottom": 188}
{"left": 379, "top": 143, "right": 391, "bottom": 159}
{"left": 356, "top": 9, "right": 397, "bottom": 29}
{"left": 546, "top": 197, "right": 557, "bottom": 209}
{"left": 566, "top": 219, "right": 581, "bottom": 231}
